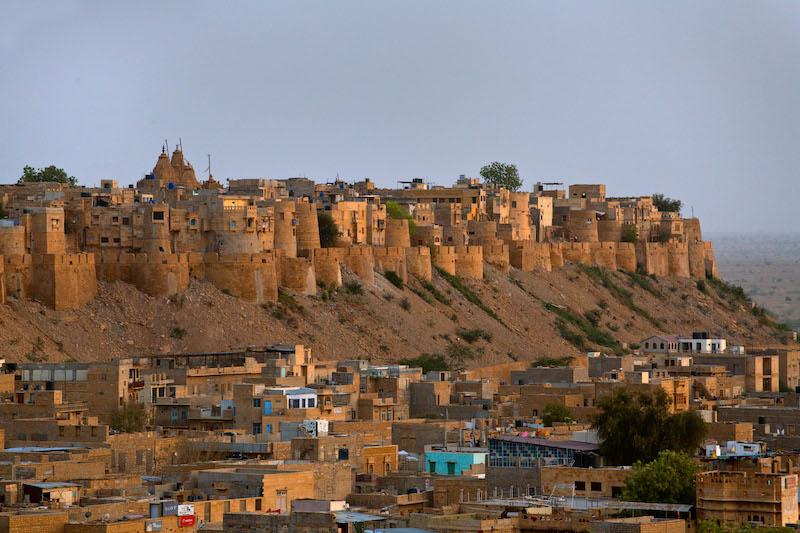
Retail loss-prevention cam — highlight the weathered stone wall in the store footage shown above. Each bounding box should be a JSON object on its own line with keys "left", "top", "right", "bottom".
{"left": 561, "top": 242, "right": 592, "bottom": 265}
{"left": 483, "top": 244, "right": 510, "bottom": 272}
{"left": 637, "top": 242, "right": 669, "bottom": 277}
{"left": 0, "top": 225, "right": 26, "bottom": 256}
{"left": 615, "top": 242, "right": 637, "bottom": 272}
{"left": 97, "top": 251, "right": 189, "bottom": 297}
{"left": 279, "top": 256, "right": 316, "bottom": 295}
{"left": 466, "top": 220, "right": 499, "bottom": 246}
{"left": 341, "top": 246, "right": 375, "bottom": 285}
{"left": 295, "top": 201, "right": 321, "bottom": 253}
{"left": 412, "top": 224, "right": 442, "bottom": 247}
{"left": 374, "top": 246, "right": 408, "bottom": 283}
{"left": 667, "top": 241, "right": 690, "bottom": 278}
{"left": 204, "top": 252, "right": 279, "bottom": 303}
{"left": 31, "top": 253, "right": 97, "bottom": 310}
{"left": 432, "top": 245, "right": 457, "bottom": 276}
{"left": 565, "top": 209, "right": 599, "bottom": 242}
{"left": 549, "top": 243, "right": 564, "bottom": 269}
{"left": 30, "top": 207, "right": 66, "bottom": 255}
{"left": 405, "top": 246, "right": 432, "bottom": 281}
{"left": 3, "top": 254, "right": 31, "bottom": 300}
{"left": 385, "top": 219, "right": 412, "bottom": 248}
{"left": 273, "top": 201, "right": 297, "bottom": 258}
{"left": 590, "top": 242, "right": 618, "bottom": 270}
{"left": 312, "top": 248, "right": 343, "bottom": 287}
{"left": 704, "top": 241, "right": 718, "bottom": 278}
{"left": 597, "top": 219, "right": 622, "bottom": 242}
{"left": 455, "top": 245, "right": 483, "bottom": 279}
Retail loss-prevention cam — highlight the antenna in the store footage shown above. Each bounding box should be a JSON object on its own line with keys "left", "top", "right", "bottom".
{"left": 205, "top": 154, "right": 212, "bottom": 179}
{"left": 165, "top": 139, "right": 169, "bottom": 154}
{"left": 179, "top": 137, "right": 183, "bottom": 151}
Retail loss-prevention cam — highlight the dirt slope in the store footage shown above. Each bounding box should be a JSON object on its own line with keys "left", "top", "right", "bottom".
{"left": 0, "top": 265, "right": 790, "bottom": 365}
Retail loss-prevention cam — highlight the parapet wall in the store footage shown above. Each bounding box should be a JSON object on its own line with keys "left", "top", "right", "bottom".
{"left": 203, "top": 252, "right": 279, "bottom": 304}
{"left": 97, "top": 251, "right": 190, "bottom": 297}
{"left": 405, "top": 246, "right": 433, "bottom": 281}
{"left": 374, "top": 246, "right": 408, "bottom": 283}
{"left": 341, "top": 247, "right": 375, "bottom": 285}
{"left": 509, "top": 241, "right": 552, "bottom": 272}
{"left": 0, "top": 225, "right": 26, "bottom": 256}
{"left": 279, "top": 256, "right": 316, "bottom": 296}
{"left": 704, "top": 241, "right": 718, "bottom": 278}
{"left": 483, "top": 244, "right": 510, "bottom": 272}
{"left": 31, "top": 253, "right": 97, "bottom": 310}
{"left": 385, "top": 219, "right": 411, "bottom": 248}
{"left": 455, "top": 245, "right": 483, "bottom": 279}
{"left": 432, "top": 246, "right": 456, "bottom": 276}
{"left": 311, "top": 248, "right": 343, "bottom": 288}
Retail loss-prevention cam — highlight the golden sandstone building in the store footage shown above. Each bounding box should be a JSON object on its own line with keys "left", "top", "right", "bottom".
{"left": 0, "top": 147, "right": 718, "bottom": 310}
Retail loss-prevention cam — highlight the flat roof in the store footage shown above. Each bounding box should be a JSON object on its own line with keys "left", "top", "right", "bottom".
{"left": 334, "top": 510, "right": 386, "bottom": 523}
{"left": 490, "top": 435, "right": 599, "bottom": 452}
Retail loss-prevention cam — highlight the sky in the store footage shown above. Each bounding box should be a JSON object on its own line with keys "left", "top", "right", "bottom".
{"left": 1, "top": 1, "right": 798, "bottom": 233}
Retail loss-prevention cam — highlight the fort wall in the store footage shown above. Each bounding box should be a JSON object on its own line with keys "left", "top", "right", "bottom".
{"left": 295, "top": 201, "right": 321, "bottom": 253}
{"left": 405, "top": 246, "right": 432, "bottom": 281}
{"left": 549, "top": 243, "right": 564, "bottom": 269}
{"left": 341, "top": 247, "right": 375, "bottom": 285}
{"left": 97, "top": 251, "right": 190, "bottom": 297}
{"left": 455, "top": 245, "right": 483, "bottom": 279}
{"left": 615, "top": 242, "right": 637, "bottom": 272}
{"left": 412, "top": 224, "right": 442, "bottom": 247}
{"left": 279, "top": 256, "right": 316, "bottom": 295}
{"left": 688, "top": 241, "right": 706, "bottom": 279}
{"left": 3, "top": 254, "right": 32, "bottom": 300}
{"left": 636, "top": 242, "right": 669, "bottom": 277}
{"left": 0, "top": 225, "right": 26, "bottom": 256}
{"left": 565, "top": 209, "right": 599, "bottom": 242}
{"left": 560, "top": 242, "right": 592, "bottom": 265}
{"left": 667, "top": 241, "right": 691, "bottom": 278}
{"left": 590, "top": 242, "right": 618, "bottom": 270}
{"left": 311, "top": 248, "right": 343, "bottom": 288}
{"left": 385, "top": 219, "right": 412, "bottom": 248}
{"left": 432, "top": 246, "right": 457, "bottom": 276}
{"left": 204, "top": 252, "right": 279, "bottom": 304}
{"left": 704, "top": 241, "right": 718, "bottom": 278}
{"left": 483, "top": 244, "right": 510, "bottom": 272}
{"left": 31, "top": 253, "right": 97, "bottom": 310}
{"left": 273, "top": 201, "right": 297, "bottom": 258}
{"left": 597, "top": 220, "right": 622, "bottom": 242}
{"left": 466, "top": 220, "right": 499, "bottom": 246}
{"left": 374, "top": 246, "right": 408, "bottom": 283}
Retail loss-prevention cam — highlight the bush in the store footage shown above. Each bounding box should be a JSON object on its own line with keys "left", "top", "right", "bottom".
{"left": 544, "top": 302, "right": 623, "bottom": 355}
{"left": 652, "top": 193, "right": 682, "bottom": 213}
{"left": 399, "top": 297, "right": 411, "bottom": 311}
{"left": 385, "top": 270, "right": 404, "bottom": 289}
{"left": 170, "top": 326, "right": 186, "bottom": 339}
{"left": 343, "top": 280, "right": 363, "bottom": 295}
{"left": 623, "top": 450, "right": 699, "bottom": 504}
{"left": 621, "top": 224, "right": 638, "bottom": 243}
{"left": 385, "top": 201, "right": 417, "bottom": 235}
{"left": 542, "top": 403, "right": 573, "bottom": 426}
{"left": 531, "top": 356, "right": 573, "bottom": 367}
{"left": 696, "top": 279, "right": 708, "bottom": 294}
{"left": 110, "top": 402, "right": 149, "bottom": 433}
{"left": 457, "top": 328, "right": 492, "bottom": 343}
{"left": 420, "top": 280, "right": 450, "bottom": 305}
{"left": 399, "top": 353, "right": 449, "bottom": 372}
{"left": 436, "top": 267, "right": 504, "bottom": 325}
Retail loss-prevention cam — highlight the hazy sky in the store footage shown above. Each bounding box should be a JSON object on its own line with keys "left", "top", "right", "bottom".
{"left": 1, "top": 1, "right": 798, "bottom": 233}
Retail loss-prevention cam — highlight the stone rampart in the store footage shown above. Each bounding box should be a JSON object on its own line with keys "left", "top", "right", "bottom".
{"left": 590, "top": 242, "right": 618, "bottom": 270}
{"left": 412, "top": 225, "right": 442, "bottom": 247}
{"left": 405, "top": 246, "right": 432, "bottom": 281}
{"left": 560, "top": 242, "right": 592, "bottom": 265}
{"left": 615, "top": 242, "right": 637, "bottom": 272}
{"left": 466, "top": 220, "right": 499, "bottom": 246}
{"left": 455, "top": 245, "right": 483, "bottom": 279}
{"left": 273, "top": 201, "right": 297, "bottom": 258}
{"left": 0, "top": 225, "right": 26, "bottom": 256}
{"left": 97, "top": 251, "right": 190, "bottom": 297}
{"left": 667, "top": 241, "right": 690, "bottom": 278}
{"left": 311, "top": 248, "right": 343, "bottom": 288}
{"left": 565, "top": 209, "right": 599, "bottom": 242}
{"left": 31, "top": 252, "right": 97, "bottom": 310}
{"left": 688, "top": 241, "right": 706, "bottom": 279}
{"left": 432, "top": 246, "right": 457, "bottom": 276}
{"left": 3, "top": 254, "right": 32, "bottom": 300}
{"left": 295, "top": 202, "right": 321, "bottom": 253}
{"left": 636, "top": 242, "right": 669, "bottom": 277}
{"left": 385, "top": 219, "right": 412, "bottom": 248}
{"left": 704, "top": 241, "right": 718, "bottom": 278}
{"left": 597, "top": 219, "right": 622, "bottom": 242}
{"left": 204, "top": 252, "right": 279, "bottom": 303}
{"left": 549, "top": 243, "right": 564, "bottom": 269}
{"left": 483, "top": 244, "right": 510, "bottom": 272}
{"left": 341, "top": 246, "right": 375, "bottom": 285}
{"left": 374, "top": 246, "right": 408, "bottom": 283}
{"left": 279, "top": 256, "right": 316, "bottom": 295}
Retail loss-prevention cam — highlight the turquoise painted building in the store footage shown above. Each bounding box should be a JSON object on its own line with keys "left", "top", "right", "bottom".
{"left": 423, "top": 446, "right": 487, "bottom": 476}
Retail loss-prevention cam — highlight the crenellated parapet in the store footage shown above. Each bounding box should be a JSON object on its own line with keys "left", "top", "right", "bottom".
{"left": 405, "top": 246, "right": 433, "bottom": 281}
{"left": 31, "top": 252, "right": 97, "bottom": 310}
{"left": 455, "top": 245, "right": 483, "bottom": 279}
{"left": 203, "top": 252, "right": 279, "bottom": 303}
{"left": 374, "top": 246, "right": 408, "bottom": 283}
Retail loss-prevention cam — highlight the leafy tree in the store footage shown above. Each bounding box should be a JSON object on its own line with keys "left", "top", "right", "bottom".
{"left": 385, "top": 201, "right": 416, "bottom": 235}
{"left": 623, "top": 450, "right": 700, "bottom": 504}
{"left": 110, "top": 402, "right": 149, "bottom": 433}
{"left": 18, "top": 165, "right": 78, "bottom": 186}
{"left": 479, "top": 162, "right": 522, "bottom": 191}
{"left": 652, "top": 193, "right": 682, "bottom": 213}
{"left": 591, "top": 388, "right": 706, "bottom": 464}
{"left": 317, "top": 211, "right": 339, "bottom": 247}
{"left": 621, "top": 224, "right": 638, "bottom": 243}
{"left": 399, "top": 353, "right": 449, "bottom": 372}
{"left": 542, "top": 402, "right": 573, "bottom": 426}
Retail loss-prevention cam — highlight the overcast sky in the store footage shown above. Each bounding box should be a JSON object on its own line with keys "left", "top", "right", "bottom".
{"left": 1, "top": 1, "right": 798, "bottom": 233}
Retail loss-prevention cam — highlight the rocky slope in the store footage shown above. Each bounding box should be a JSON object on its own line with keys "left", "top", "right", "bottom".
{"left": 0, "top": 264, "right": 793, "bottom": 365}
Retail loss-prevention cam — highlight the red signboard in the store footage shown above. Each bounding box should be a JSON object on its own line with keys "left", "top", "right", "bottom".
{"left": 179, "top": 515, "right": 196, "bottom": 527}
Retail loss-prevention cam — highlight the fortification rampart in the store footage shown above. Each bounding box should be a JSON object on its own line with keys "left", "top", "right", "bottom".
{"left": 203, "top": 252, "right": 279, "bottom": 304}
{"left": 455, "top": 245, "right": 483, "bottom": 279}
{"left": 341, "top": 246, "right": 375, "bottom": 285}
{"left": 310, "top": 248, "right": 343, "bottom": 288}
{"left": 295, "top": 202, "right": 321, "bottom": 253}
{"left": 704, "top": 241, "right": 718, "bottom": 278}
{"left": 0, "top": 225, "right": 26, "bottom": 256}
{"left": 97, "top": 251, "right": 190, "bottom": 297}
{"left": 615, "top": 242, "right": 637, "bottom": 272}
{"left": 483, "top": 244, "right": 510, "bottom": 272}
{"left": 385, "top": 219, "right": 412, "bottom": 248}
{"left": 374, "top": 246, "right": 408, "bottom": 283}
{"left": 279, "top": 256, "right": 316, "bottom": 295}
{"left": 3, "top": 254, "right": 32, "bottom": 300}
{"left": 560, "top": 242, "right": 592, "bottom": 266}
{"left": 31, "top": 252, "right": 97, "bottom": 310}
{"left": 597, "top": 219, "right": 622, "bottom": 242}
{"left": 589, "top": 242, "right": 618, "bottom": 270}
{"left": 667, "top": 241, "right": 691, "bottom": 278}
{"left": 405, "top": 246, "right": 433, "bottom": 281}
{"left": 432, "top": 246, "right": 456, "bottom": 276}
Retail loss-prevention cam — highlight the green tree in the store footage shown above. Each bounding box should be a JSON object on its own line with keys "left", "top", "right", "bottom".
{"left": 621, "top": 224, "right": 638, "bottom": 243}
{"left": 591, "top": 388, "right": 706, "bottom": 464}
{"left": 623, "top": 450, "right": 700, "bottom": 504}
{"left": 542, "top": 402, "right": 573, "bottom": 426}
{"left": 385, "top": 201, "right": 416, "bottom": 235}
{"left": 652, "top": 193, "right": 682, "bottom": 213}
{"left": 479, "top": 162, "right": 522, "bottom": 191}
{"left": 110, "top": 402, "right": 149, "bottom": 433}
{"left": 18, "top": 165, "right": 78, "bottom": 186}
{"left": 317, "top": 211, "right": 339, "bottom": 248}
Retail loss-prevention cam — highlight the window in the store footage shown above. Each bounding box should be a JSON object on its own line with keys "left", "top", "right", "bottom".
{"left": 122, "top": 217, "right": 130, "bottom": 225}
{"left": 574, "top": 481, "right": 586, "bottom": 491}
{"left": 338, "top": 448, "right": 349, "bottom": 461}
{"left": 252, "top": 423, "right": 261, "bottom": 435}
{"left": 152, "top": 211, "right": 165, "bottom": 221}
{"left": 253, "top": 398, "right": 261, "bottom": 408}
{"left": 446, "top": 462, "right": 456, "bottom": 475}
{"left": 265, "top": 423, "right": 271, "bottom": 434}
{"left": 290, "top": 399, "right": 300, "bottom": 408}
{"left": 591, "top": 482, "right": 602, "bottom": 492}
{"left": 428, "top": 461, "right": 436, "bottom": 472}
{"left": 307, "top": 398, "right": 315, "bottom": 408}
{"left": 612, "top": 486, "right": 623, "bottom": 498}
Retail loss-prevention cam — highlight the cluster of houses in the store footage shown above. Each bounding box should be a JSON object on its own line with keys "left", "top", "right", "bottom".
{"left": 0, "top": 334, "right": 797, "bottom": 532}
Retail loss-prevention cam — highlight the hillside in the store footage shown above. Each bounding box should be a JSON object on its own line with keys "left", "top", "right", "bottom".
{"left": 0, "top": 264, "right": 793, "bottom": 367}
